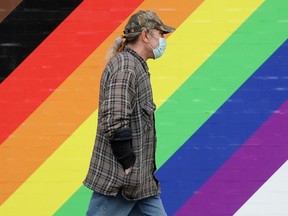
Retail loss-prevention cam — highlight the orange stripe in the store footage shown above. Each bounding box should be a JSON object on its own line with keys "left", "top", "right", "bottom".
{"left": 0, "top": 0, "right": 203, "bottom": 205}
{"left": 0, "top": 0, "right": 142, "bottom": 144}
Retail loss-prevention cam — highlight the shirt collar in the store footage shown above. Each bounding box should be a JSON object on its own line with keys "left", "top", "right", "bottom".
{"left": 124, "top": 46, "right": 149, "bottom": 72}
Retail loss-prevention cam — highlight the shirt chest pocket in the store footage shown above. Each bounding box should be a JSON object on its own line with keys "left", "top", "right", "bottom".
{"left": 141, "top": 101, "right": 156, "bottom": 131}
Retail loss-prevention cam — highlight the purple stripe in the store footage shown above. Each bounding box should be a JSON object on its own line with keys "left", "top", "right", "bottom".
{"left": 176, "top": 100, "right": 288, "bottom": 216}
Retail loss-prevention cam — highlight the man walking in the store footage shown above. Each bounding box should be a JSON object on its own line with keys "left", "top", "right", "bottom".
{"left": 84, "top": 10, "right": 175, "bottom": 216}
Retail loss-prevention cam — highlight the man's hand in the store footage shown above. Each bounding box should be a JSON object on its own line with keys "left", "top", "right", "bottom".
{"left": 125, "top": 167, "right": 132, "bottom": 175}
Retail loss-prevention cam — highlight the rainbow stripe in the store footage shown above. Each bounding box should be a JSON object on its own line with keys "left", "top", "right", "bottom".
{"left": 1, "top": 0, "right": 288, "bottom": 215}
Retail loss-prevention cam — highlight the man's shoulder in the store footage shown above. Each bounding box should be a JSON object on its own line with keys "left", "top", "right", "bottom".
{"left": 118, "top": 49, "right": 136, "bottom": 61}
{"left": 104, "top": 52, "right": 137, "bottom": 78}
{"left": 109, "top": 50, "right": 137, "bottom": 67}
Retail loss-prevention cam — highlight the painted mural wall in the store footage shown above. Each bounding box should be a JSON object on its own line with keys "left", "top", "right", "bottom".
{"left": 1, "top": 0, "right": 288, "bottom": 215}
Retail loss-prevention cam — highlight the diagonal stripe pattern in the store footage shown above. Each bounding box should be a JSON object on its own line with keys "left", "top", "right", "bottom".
{"left": 0, "top": 0, "right": 143, "bottom": 145}
{"left": 155, "top": 0, "right": 288, "bottom": 168}
{"left": 0, "top": 0, "right": 203, "bottom": 208}
{"left": 234, "top": 160, "right": 288, "bottom": 215}
{"left": 168, "top": 39, "right": 288, "bottom": 215}
{"left": 1, "top": 0, "right": 288, "bottom": 215}
{"left": 177, "top": 99, "right": 288, "bottom": 215}
{"left": 0, "top": 0, "right": 143, "bottom": 205}
{"left": 0, "top": 0, "right": 83, "bottom": 82}
{"left": 0, "top": 0, "right": 22, "bottom": 22}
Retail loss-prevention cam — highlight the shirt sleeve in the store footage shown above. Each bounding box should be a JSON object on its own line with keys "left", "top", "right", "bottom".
{"left": 100, "top": 67, "right": 136, "bottom": 169}
{"left": 101, "top": 66, "right": 136, "bottom": 140}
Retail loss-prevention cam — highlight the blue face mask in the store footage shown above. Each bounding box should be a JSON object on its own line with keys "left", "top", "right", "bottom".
{"left": 148, "top": 36, "right": 167, "bottom": 59}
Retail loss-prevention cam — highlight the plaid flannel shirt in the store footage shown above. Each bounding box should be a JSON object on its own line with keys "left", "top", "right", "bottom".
{"left": 84, "top": 47, "right": 160, "bottom": 201}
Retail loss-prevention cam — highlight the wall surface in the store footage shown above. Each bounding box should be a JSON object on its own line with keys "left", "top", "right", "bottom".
{"left": 1, "top": 0, "right": 288, "bottom": 215}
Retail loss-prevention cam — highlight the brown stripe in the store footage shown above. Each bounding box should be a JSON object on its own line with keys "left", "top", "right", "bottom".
{"left": 0, "top": 0, "right": 22, "bottom": 22}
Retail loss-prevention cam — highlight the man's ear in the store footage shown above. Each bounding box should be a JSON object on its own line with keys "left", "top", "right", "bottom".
{"left": 141, "top": 29, "right": 149, "bottom": 43}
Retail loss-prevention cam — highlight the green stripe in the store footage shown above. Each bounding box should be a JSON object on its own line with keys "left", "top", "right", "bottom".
{"left": 54, "top": 186, "right": 90, "bottom": 216}
{"left": 53, "top": 1, "right": 288, "bottom": 215}
{"left": 156, "top": 0, "right": 288, "bottom": 167}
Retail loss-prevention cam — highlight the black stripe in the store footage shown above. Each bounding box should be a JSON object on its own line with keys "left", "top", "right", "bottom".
{"left": 0, "top": 0, "right": 83, "bottom": 83}
{"left": 0, "top": 0, "right": 22, "bottom": 22}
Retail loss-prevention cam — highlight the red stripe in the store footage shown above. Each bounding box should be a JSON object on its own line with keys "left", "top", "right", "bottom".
{"left": 0, "top": 0, "right": 143, "bottom": 144}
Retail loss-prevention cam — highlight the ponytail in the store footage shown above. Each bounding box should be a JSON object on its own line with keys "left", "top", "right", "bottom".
{"left": 106, "top": 32, "right": 141, "bottom": 61}
{"left": 106, "top": 35, "right": 127, "bottom": 61}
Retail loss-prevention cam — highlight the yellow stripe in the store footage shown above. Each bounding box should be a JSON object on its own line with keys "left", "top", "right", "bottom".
{"left": 0, "top": 111, "right": 98, "bottom": 216}
{"left": 0, "top": 1, "right": 264, "bottom": 215}
{"left": 150, "top": 0, "right": 264, "bottom": 108}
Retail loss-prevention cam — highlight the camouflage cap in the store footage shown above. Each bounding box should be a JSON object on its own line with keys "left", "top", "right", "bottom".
{"left": 123, "top": 10, "right": 175, "bottom": 36}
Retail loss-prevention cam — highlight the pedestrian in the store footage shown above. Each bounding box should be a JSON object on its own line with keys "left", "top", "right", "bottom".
{"left": 84, "top": 10, "right": 175, "bottom": 216}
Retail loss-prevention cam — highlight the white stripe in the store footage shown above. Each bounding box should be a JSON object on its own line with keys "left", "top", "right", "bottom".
{"left": 234, "top": 160, "right": 288, "bottom": 216}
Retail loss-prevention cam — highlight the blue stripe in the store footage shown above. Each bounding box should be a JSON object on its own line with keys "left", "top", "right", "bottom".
{"left": 156, "top": 40, "right": 288, "bottom": 215}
